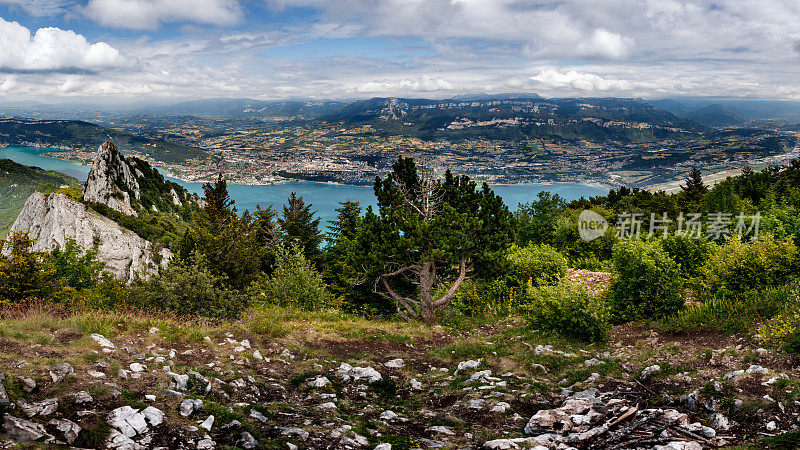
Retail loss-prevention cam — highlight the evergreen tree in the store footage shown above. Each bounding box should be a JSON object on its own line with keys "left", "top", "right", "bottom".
{"left": 350, "top": 157, "right": 514, "bottom": 323}
{"left": 180, "top": 174, "right": 260, "bottom": 289}
{"left": 680, "top": 168, "right": 708, "bottom": 210}
{"left": 278, "top": 192, "right": 322, "bottom": 263}
{"left": 327, "top": 200, "right": 362, "bottom": 244}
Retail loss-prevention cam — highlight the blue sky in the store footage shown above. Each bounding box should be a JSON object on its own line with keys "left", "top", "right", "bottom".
{"left": 1, "top": 0, "right": 800, "bottom": 102}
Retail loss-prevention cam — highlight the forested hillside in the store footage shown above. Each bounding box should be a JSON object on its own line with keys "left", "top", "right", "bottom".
{"left": 0, "top": 158, "right": 80, "bottom": 234}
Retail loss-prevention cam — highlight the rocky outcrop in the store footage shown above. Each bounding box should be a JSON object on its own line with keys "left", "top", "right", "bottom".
{"left": 82, "top": 141, "right": 141, "bottom": 216}
{"left": 9, "top": 193, "right": 170, "bottom": 281}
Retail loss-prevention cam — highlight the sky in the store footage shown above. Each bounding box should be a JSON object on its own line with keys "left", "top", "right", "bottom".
{"left": 1, "top": 0, "right": 800, "bottom": 103}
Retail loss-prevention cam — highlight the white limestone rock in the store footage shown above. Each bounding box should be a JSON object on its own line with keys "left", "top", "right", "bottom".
{"left": 82, "top": 141, "right": 140, "bottom": 217}
{"left": 9, "top": 193, "right": 171, "bottom": 281}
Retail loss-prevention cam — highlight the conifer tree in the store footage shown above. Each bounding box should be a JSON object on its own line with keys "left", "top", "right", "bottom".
{"left": 350, "top": 157, "right": 514, "bottom": 323}
{"left": 278, "top": 192, "right": 322, "bottom": 263}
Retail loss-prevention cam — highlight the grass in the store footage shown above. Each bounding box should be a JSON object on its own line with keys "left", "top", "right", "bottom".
{"left": 662, "top": 284, "right": 798, "bottom": 333}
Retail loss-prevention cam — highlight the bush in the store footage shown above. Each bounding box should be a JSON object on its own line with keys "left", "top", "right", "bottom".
{"left": 506, "top": 243, "right": 568, "bottom": 287}
{"left": 249, "top": 242, "right": 332, "bottom": 310}
{"left": 126, "top": 259, "right": 248, "bottom": 319}
{"left": 663, "top": 284, "right": 798, "bottom": 333}
{"left": 698, "top": 234, "right": 798, "bottom": 298}
{"left": 0, "top": 232, "right": 62, "bottom": 305}
{"left": 521, "top": 279, "right": 611, "bottom": 343}
{"left": 661, "top": 234, "right": 715, "bottom": 280}
{"left": 608, "top": 239, "right": 683, "bottom": 322}
{"left": 49, "top": 239, "right": 106, "bottom": 290}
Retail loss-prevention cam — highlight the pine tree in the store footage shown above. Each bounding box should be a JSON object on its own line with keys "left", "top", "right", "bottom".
{"left": 327, "top": 200, "right": 362, "bottom": 243}
{"left": 680, "top": 168, "right": 708, "bottom": 210}
{"left": 181, "top": 174, "right": 260, "bottom": 289}
{"left": 278, "top": 192, "right": 322, "bottom": 263}
{"left": 350, "top": 157, "right": 514, "bottom": 323}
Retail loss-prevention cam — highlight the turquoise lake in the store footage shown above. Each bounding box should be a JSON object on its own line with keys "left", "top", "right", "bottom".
{"left": 0, "top": 146, "right": 609, "bottom": 224}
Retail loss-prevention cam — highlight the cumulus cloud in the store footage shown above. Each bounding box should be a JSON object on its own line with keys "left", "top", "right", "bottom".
{"left": 0, "top": 18, "right": 125, "bottom": 72}
{"left": 530, "top": 69, "right": 633, "bottom": 93}
{"left": 354, "top": 76, "right": 454, "bottom": 94}
{"left": 577, "top": 29, "right": 634, "bottom": 60}
{"left": 84, "top": 0, "right": 242, "bottom": 30}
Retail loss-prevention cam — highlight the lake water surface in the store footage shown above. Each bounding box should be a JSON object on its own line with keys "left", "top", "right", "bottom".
{"left": 0, "top": 146, "right": 609, "bottom": 224}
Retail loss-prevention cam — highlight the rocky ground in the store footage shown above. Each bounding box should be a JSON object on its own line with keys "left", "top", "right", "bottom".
{"left": 0, "top": 305, "right": 799, "bottom": 449}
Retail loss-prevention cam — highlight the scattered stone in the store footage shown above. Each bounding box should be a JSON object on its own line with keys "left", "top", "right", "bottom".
{"left": 655, "top": 443, "right": 702, "bottom": 450}
{"left": 47, "top": 362, "right": 74, "bottom": 382}
{"left": 427, "top": 425, "right": 455, "bottom": 436}
{"left": 746, "top": 365, "right": 769, "bottom": 375}
{"left": 145, "top": 394, "right": 156, "bottom": 401}
{"left": 307, "top": 376, "right": 331, "bottom": 388}
{"left": 180, "top": 399, "right": 203, "bottom": 417}
{"left": 766, "top": 421, "right": 777, "bottom": 431}
{"left": 236, "top": 431, "right": 258, "bottom": 449}
{"left": 88, "top": 369, "right": 106, "bottom": 378}
{"left": 318, "top": 402, "right": 338, "bottom": 410}
{"left": 384, "top": 358, "right": 405, "bottom": 368}
{"left": 380, "top": 410, "right": 399, "bottom": 421}
{"left": 410, "top": 378, "right": 423, "bottom": 390}
{"left": 149, "top": 327, "right": 160, "bottom": 334}
{"left": 197, "top": 437, "right": 215, "bottom": 449}
{"left": 199, "top": 415, "right": 214, "bottom": 431}
{"left": 279, "top": 427, "right": 310, "bottom": 440}
{"left": 584, "top": 358, "right": 602, "bottom": 367}
{"left": 338, "top": 363, "right": 382, "bottom": 383}
{"left": 16, "top": 376, "right": 36, "bottom": 393}
{"left": 169, "top": 372, "right": 189, "bottom": 390}
{"left": 0, "top": 373, "right": 9, "bottom": 407}
{"left": 129, "top": 362, "right": 146, "bottom": 373}
{"left": 723, "top": 370, "right": 745, "bottom": 380}
{"left": 162, "top": 388, "right": 185, "bottom": 398}
{"left": 455, "top": 359, "right": 482, "bottom": 374}
{"left": 18, "top": 398, "right": 58, "bottom": 417}
{"left": 90, "top": 333, "right": 116, "bottom": 350}
{"left": 640, "top": 365, "right": 661, "bottom": 380}
{"left": 142, "top": 406, "right": 165, "bottom": 427}
{"left": 253, "top": 350, "right": 264, "bottom": 360}
{"left": 249, "top": 409, "right": 268, "bottom": 423}
{"left": 47, "top": 418, "right": 81, "bottom": 444}
{"left": 2, "top": 416, "right": 51, "bottom": 444}
{"left": 712, "top": 413, "right": 730, "bottom": 431}
{"left": 374, "top": 444, "right": 392, "bottom": 450}
{"left": 491, "top": 402, "right": 511, "bottom": 413}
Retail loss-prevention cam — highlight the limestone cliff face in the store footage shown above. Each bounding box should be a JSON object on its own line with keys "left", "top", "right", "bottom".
{"left": 10, "top": 193, "right": 171, "bottom": 281}
{"left": 82, "top": 141, "right": 140, "bottom": 217}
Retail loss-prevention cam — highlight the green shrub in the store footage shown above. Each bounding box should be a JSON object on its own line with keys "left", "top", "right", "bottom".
{"left": 506, "top": 243, "right": 568, "bottom": 287}
{"left": 663, "top": 284, "right": 798, "bottom": 333}
{"left": 698, "top": 234, "right": 798, "bottom": 298}
{"left": 608, "top": 239, "right": 683, "bottom": 322}
{"left": 49, "top": 239, "right": 106, "bottom": 290}
{"left": 249, "top": 242, "right": 332, "bottom": 310}
{"left": 661, "top": 234, "right": 715, "bottom": 279}
{"left": 0, "top": 232, "right": 63, "bottom": 305}
{"left": 126, "top": 259, "right": 248, "bottom": 319}
{"left": 521, "top": 279, "right": 611, "bottom": 343}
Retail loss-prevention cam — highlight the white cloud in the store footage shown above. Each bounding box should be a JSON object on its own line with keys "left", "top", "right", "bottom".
{"left": 354, "top": 76, "right": 454, "bottom": 94}
{"left": 577, "top": 29, "right": 634, "bottom": 60}
{"left": 84, "top": 0, "right": 242, "bottom": 30}
{"left": 0, "top": 75, "right": 15, "bottom": 92}
{"left": 0, "top": 18, "right": 125, "bottom": 71}
{"left": 530, "top": 68, "right": 633, "bottom": 92}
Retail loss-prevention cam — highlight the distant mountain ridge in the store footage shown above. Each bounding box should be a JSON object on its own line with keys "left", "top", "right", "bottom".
{"left": 0, "top": 117, "right": 206, "bottom": 163}
{"left": 0, "top": 158, "right": 80, "bottom": 235}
